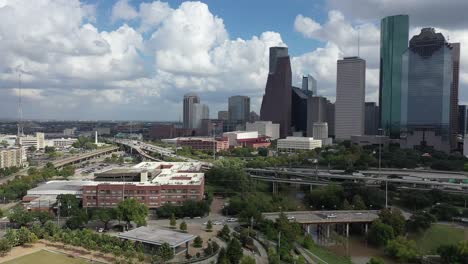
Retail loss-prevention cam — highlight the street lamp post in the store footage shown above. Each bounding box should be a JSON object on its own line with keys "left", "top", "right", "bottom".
{"left": 57, "top": 202, "right": 61, "bottom": 226}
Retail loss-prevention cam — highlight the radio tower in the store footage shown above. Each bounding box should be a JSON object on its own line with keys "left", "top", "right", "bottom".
{"left": 17, "top": 72, "right": 24, "bottom": 137}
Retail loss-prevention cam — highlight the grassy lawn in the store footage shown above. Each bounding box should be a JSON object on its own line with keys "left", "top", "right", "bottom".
{"left": 304, "top": 244, "right": 353, "bottom": 264}
{"left": 3, "top": 250, "right": 90, "bottom": 264}
{"left": 412, "top": 223, "right": 466, "bottom": 254}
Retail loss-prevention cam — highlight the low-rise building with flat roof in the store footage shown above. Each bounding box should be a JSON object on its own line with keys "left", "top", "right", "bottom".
{"left": 23, "top": 162, "right": 205, "bottom": 210}
{"left": 176, "top": 137, "right": 229, "bottom": 152}
{"left": 118, "top": 226, "right": 196, "bottom": 255}
{"left": 277, "top": 137, "right": 322, "bottom": 152}
{"left": 246, "top": 121, "right": 280, "bottom": 140}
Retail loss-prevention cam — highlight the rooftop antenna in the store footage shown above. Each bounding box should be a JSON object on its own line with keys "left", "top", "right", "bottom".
{"left": 357, "top": 26, "right": 360, "bottom": 57}
{"left": 17, "top": 72, "right": 24, "bottom": 137}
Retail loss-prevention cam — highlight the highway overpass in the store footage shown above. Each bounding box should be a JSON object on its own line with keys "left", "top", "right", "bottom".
{"left": 262, "top": 210, "right": 380, "bottom": 241}
{"left": 52, "top": 146, "right": 120, "bottom": 169}
{"left": 247, "top": 167, "right": 468, "bottom": 194}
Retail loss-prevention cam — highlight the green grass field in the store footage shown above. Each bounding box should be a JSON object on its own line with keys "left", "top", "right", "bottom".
{"left": 3, "top": 250, "right": 89, "bottom": 264}
{"left": 412, "top": 223, "right": 467, "bottom": 254}
{"left": 304, "top": 244, "right": 353, "bottom": 264}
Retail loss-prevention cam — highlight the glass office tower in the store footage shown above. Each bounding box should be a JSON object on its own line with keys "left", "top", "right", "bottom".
{"left": 401, "top": 28, "right": 453, "bottom": 152}
{"left": 379, "top": 15, "right": 409, "bottom": 137}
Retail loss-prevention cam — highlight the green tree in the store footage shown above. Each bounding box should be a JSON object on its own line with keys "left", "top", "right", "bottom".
{"left": 72, "top": 137, "right": 97, "bottom": 150}
{"left": 226, "top": 238, "right": 243, "bottom": 264}
{"left": 306, "top": 183, "right": 344, "bottom": 210}
{"left": 367, "top": 257, "right": 385, "bottom": 264}
{"left": 28, "top": 145, "right": 37, "bottom": 152}
{"left": 0, "top": 140, "right": 8, "bottom": 148}
{"left": 217, "top": 248, "right": 229, "bottom": 264}
{"left": 206, "top": 220, "right": 213, "bottom": 232}
{"left": 352, "top": 194, "right": 367, "bottom": 210}
{"left": 156, "top": 242, "right": 174, "bottom": 262}
{"left": 59, "top": 165, "right": 75, "bottom": 178}
{"left": 9, "top": 206, "right": 33, "bottom": 227}
{"left": 385, "top": 237, "right": 418, "bottom": 263}
{"left": 45, "top": 146, "right": 56, "bottom": 153}
{"left": 117, "top": 198, "right": 148, "bottom": 228}
{"left": 93, "top": 208, "right": 117, "bottom": 230}
{"left": 217, "top": 224, "right": 231, "bottom": 241}
{"left": 65, "top": 209, "right": 88, "bottom": 229}
{"left": 240, "top": 255, "right": 256, "bottom": 264}
{"left": 437, "top": 244, "right": 460, "bottom": 264}
{"left": 33, "top": 211, "right": 53, "bottom": 226}
{"left": 56, "top": 194, "right": 80, "bottom": 217}
{"left": 303, "top": 235, "right": 314, "bottom": 250}
{"left": 169, "top": 213, "right": 176, "bottom": 228}
{"left": 193, "top": 236, "right": 203, "bottom": 248}
{"left": 0, "top": 239, "right": 11, "bottom": 256}
{"left": 180, "top": 221, "right": 187, "bottom": 232}
{"left": 17, "top": 227, "right": 38, "bottom": 246}
{"left": 379, "top": 208, "right": 405, "bottom": 236}
{"left": 258, "top": 148, "right": 268, "bottom": 157}
{"left": 406, "top": 211, "right": 436, "bottom": 233}
{"left": 368, "top": 220, "right": 395, "bottom": 247}
{"left": 342, "top": 199, "right": 353, "bottom": 210}
{"left": 267, "top": 248, "right": 280, "bottom": 264}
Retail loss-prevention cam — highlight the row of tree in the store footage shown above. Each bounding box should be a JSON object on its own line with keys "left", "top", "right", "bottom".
{"left": 0, "top": 163, "right": 75, "bottom": 201}
{"left": 0, "top": 166, "right": 20, "bottom": 178}
{"left": 8, "top": 197, "right": 149, "bottom": 231}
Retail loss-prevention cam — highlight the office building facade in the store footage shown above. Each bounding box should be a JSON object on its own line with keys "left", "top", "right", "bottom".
{"left": 400, "top": 28, "right": 454, "bottom": 152}
{"left": 246, "top": 121, "right": 280, "bottom": 140}
{"left": 450, "top": 43, "right": 461, "bottom": 147}
{"left": 260, "top": 47, "right": 292, "bottom": 138}
{"left": 0, "top": 147, "right": 23, "bottom": 169}
{"left": 183, "top": 93, "right": 200, "bottom": 129}
{"left": 365, "top": 102, "right": 380, "bottom": 135}
{"left": 228, "top": 96, "right": 250, "bottom": 123}
{"left": 335, "top": 57, "right": 366, "bottom": 140}
{"left": 217, "top": 111, "right": 229, "bottom": 121}
{"left": 379, "top": 15, "right": 409, "bottom": 137}
{"left": 291, "top": 87, "right": 310, "bottom": 135}
{"left": 459, "top": 105, "right": 468, "bottom": 136}
{"left": 302, "top": 74, "right": 317, "bottom": 96}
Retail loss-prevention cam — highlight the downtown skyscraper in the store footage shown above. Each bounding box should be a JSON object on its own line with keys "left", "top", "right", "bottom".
{"left": 228, "top": 96, "right": 250, "bottom": 123}
{"left": 183, "top": 93, "right": 200, "bottom": 129}
{"left": 260, "top": 47, "right": 292, "bottom": 138}
{"left": 183, "top": 93, "right": 209, "bottom": 129}
{"left": 379, "top": 15, "right": 409, "bottom": 137}
{"left": 400, "top": 28, "right": 458, "bottom": 152}
{"left": 335, "top": 57, "right": 366, "bottom": 140}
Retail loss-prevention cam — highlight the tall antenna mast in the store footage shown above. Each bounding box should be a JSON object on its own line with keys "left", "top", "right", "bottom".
{"left": 17, "top": 72, "right": 24, "bottom": 137}
{"left": 357, "top": 26, "right": 360, "bottom": 57}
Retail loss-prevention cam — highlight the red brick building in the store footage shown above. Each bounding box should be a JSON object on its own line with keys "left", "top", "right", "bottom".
{"left": 82, "top": 162, "right": 205, "bottom": 209}
{"left": 177, "top": 137, "right": 229, "bottom": 153}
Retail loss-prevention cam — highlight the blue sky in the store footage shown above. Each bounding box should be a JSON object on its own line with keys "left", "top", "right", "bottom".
{"left": 92, "top": 0, "right": 327, "bottom": 55}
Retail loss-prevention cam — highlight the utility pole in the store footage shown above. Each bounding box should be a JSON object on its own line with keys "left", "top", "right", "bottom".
{"left": 57, "top": 202, "right": 61, "bottom": 226}
{"left": 278, "top": 231, "right": 281, "bottom": 262}
{"left": 212, "top": 124, "right": 216, "bottom": 160}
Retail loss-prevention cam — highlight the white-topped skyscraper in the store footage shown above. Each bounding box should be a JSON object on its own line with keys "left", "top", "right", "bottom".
{"left": 335, "top": 57, "right": 366, "bottom": 140}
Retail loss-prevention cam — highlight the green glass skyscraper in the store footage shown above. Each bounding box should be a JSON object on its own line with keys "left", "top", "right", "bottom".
{"left": 379, "top": 15, "right": 409, "bottom": 137}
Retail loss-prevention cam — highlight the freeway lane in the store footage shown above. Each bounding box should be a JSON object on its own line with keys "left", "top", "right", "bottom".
{"left": 247, "top": 168, "right": 468, "bottom": 193}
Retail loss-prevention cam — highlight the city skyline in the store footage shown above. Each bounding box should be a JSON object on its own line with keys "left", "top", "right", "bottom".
{"left": 0, "top": 0, "right": 468, "bottom": 121}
